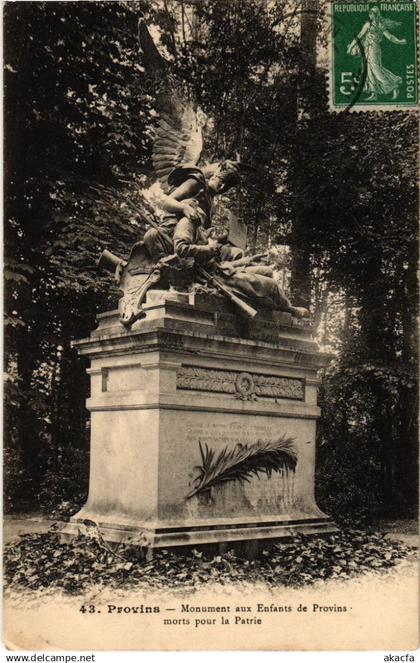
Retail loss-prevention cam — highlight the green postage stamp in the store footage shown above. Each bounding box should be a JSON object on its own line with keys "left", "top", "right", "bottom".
{"left": 330, "top": 1, "right": 418, "bottom": 110}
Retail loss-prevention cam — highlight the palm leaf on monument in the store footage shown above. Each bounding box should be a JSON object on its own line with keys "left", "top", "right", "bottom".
{"left": 186, "top": 435, "right": 297, "bottom": 499}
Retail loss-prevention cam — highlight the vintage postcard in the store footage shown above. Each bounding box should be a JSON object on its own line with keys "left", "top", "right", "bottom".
{"left": 3, "top": 0, "right": 419, "bottom": 654}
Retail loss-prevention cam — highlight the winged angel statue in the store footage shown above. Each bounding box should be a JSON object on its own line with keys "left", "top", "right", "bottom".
{"left": 99, "top": 21, "right": 309, "bottom": 328}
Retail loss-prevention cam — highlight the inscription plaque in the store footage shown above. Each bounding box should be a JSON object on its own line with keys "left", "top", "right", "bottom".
{"left": 185, "top": 419, "right": 275, "bottom": 446}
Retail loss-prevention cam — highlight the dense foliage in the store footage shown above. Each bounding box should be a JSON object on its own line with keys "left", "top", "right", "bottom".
{"left": 4, "top": 527, "right": 415, "bottom": 596}
{"left": 4, "top": 0, "right": 418, "bottom": 523}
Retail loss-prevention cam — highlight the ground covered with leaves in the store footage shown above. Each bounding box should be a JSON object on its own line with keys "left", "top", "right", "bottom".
{"left": 4, "top": 526, "right": 416, "bottom": 597}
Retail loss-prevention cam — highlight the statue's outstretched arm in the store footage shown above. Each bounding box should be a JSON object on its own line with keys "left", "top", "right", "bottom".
{"left": 383, "top": 30, "right": 406, "bottom": 44}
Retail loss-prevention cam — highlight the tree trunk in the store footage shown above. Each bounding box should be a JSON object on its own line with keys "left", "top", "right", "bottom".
{"left": 289, "top": 0, "right": 319, "bottom": 309}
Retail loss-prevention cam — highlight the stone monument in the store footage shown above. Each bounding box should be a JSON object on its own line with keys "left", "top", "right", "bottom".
{"left": 63, "top": 291, "right": 334, "bottom": 552}
{"left": 62, "top": 20, "right": 335, "bottom": 552}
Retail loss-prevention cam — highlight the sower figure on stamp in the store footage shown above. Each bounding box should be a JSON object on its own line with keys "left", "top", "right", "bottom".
{"left": 347, "top": 6, "right": 407, "bottom": 101}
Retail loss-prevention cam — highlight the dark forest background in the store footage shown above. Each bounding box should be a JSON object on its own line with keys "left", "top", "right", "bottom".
{"left": 4, "top": 0, "right": 418, "bottom": 526}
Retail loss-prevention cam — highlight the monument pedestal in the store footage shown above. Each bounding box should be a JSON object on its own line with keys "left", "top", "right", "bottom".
{"left": 62, "top": 291, "right": 335, "bottom": 550}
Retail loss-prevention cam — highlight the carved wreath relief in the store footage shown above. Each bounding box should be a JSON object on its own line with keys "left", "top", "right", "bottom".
{"left": 177, "top": 366, "right": 304, "bottom": 401}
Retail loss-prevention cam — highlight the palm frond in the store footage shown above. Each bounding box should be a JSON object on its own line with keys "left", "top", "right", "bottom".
{"left": 186, "top": 435, "right": 297, "bottom": 499}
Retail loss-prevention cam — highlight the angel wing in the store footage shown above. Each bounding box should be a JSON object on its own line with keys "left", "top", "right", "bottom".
{"left": 152, "top": 94, "right": 203, "bottom": 190}
{"left": 138, "top": 20, "right": 203, "bottom": 191}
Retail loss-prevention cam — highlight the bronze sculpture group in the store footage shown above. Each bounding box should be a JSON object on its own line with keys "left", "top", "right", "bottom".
{"left": 99, "top": 21, "right": 309, "bottom": 328}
